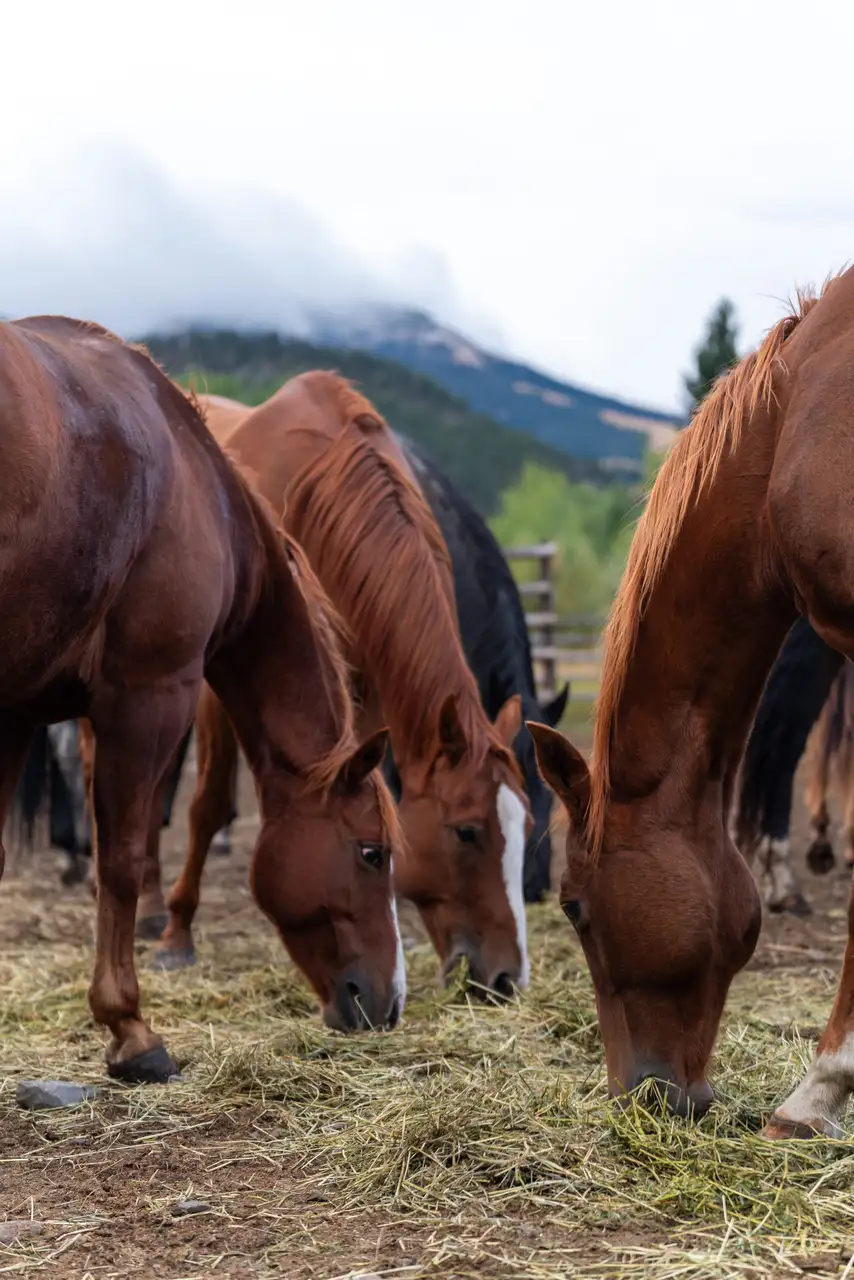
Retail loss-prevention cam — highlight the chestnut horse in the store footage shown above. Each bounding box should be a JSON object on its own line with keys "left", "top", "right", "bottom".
{"left": 154, "top": 374, "right": 531, "bottom": 997}
{"left": 530, "top": 267, "right": 854, "bottom": 1139}
{"left": 0, "top": 315, "right": 404, "bottom": 1082}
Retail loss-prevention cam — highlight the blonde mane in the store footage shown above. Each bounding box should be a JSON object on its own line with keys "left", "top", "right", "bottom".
{"left": 585, "top": 281, "right": 833, "bottom": 860}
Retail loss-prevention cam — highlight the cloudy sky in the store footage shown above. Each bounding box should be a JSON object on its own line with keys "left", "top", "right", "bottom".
{"left": 3, "top": 0, "right": 852, "bottom": 412}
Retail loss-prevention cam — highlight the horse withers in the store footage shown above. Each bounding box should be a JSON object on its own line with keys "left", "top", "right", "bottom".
{"left": 0, "top": 316, "right": 404, "bottom": 1083}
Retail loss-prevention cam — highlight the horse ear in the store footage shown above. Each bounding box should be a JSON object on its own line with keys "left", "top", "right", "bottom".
{"left": 541, "top": 684, "right": 569, "bottom": 728}
{"left": 526, "top": 722, "right": 590, "bottom": 826}
{"left": 437, "top": 695, "right": 468, "bottom": 767}
{"left": 337, "top": 728, "right": 390, "bottom": 793}
{"left": 493, "top": 694, "right": 523, "bottom": 747}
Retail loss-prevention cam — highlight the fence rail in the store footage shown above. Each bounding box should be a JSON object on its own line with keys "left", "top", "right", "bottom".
{"left": 502, "top": 541, "right": 604, "bottom": 704}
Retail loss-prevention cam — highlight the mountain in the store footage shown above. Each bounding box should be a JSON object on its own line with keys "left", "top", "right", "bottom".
{"left": 309, "top": 306, "right": 684, "bottom": 476}
{"left": 141, "top": 327, "right": 610, "bottom": 516}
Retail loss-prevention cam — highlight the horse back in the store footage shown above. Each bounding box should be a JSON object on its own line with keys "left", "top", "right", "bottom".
{"left": 0, "top": 318, "right": 245, "bottom": 713}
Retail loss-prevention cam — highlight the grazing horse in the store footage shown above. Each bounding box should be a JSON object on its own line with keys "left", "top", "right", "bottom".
{"left": 156, "top": 375, "right": 532, "bottom": 998}
{"left": 398, "top": 438, "right": 568, "bottom": 901}
{"left": 730, "top": 617, "right": 844, "bottom": 913}
{"left": 0, "top": 315, "right": 404, "bottom": 1082}
{"left": 529, "top": 268, "right": 854, "bottom": 1138}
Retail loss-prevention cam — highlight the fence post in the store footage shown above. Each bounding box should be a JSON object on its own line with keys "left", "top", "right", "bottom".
{"left": 502, "top": 541, "right": 559, "bottom": 701}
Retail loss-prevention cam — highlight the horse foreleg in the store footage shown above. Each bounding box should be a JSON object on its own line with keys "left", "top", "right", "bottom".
{"left": 764, "top": 871, "right": 854, "bottom": 1139}
{"left": 0, "top": 723, "right": 37, "bottom": 879}
{"left": 88, "top": 686, "right": 196, "bottom": 1082}
{"left": 135, "top": 786, "right": 169, "bottom": 940}
{"left": 156, "top": 685, "right": 238, "bottom": 970}
{"left": 804, "top": 704, "right": 837, "bottom": 874}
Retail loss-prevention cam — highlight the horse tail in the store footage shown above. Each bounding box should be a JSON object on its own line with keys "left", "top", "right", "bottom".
{"left": 732, "top": 617, "right": 844, "bottom": 853}
{"left": 12, "top": 726, "right": 51, "bottom": 851}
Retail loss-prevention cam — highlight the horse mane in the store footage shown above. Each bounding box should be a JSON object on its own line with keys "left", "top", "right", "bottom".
{"left": 587, "top": 281, "right": 833, "bottom": 860}
{"left": 285, "top": 377, "right": 518, "bottom": 776}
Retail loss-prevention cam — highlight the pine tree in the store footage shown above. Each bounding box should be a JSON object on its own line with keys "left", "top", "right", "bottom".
{"left": 684, "top": 298, "right": 739, "bottom": 410}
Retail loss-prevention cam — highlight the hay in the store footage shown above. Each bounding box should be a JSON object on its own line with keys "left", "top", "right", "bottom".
{"left": 0, "top": 837, "right": 851, "bottom": 1278}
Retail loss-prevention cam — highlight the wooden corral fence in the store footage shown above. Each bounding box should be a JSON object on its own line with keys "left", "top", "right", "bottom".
{"left": 502, "top": 542, "right": 604, "bottom": 704}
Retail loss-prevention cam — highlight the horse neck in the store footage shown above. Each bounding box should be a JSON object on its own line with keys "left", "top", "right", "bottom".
{"left": 605, "top": 432, "right": 798, "bottom": 844}
{"left": 206, "top": 540, "right": 349, "bottom": 799}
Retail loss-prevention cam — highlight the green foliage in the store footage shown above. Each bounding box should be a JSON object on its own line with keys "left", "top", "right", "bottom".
{"left": 684, "top": 298, "right": 740, "bottom": 410}
{"left": 143, "top": 328, "right": 609, "bottom": 516}
{"left": 489, "top": 464, "right": 638, "bottom": 615}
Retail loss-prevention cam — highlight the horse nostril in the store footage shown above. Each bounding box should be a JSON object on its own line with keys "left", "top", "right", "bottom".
{"left": 386, "top": 996, "right": 402, "bottom": 1031}
{"left": 346, "top": 980, "right": 361, "bottom": 1000}
{"left": 491, "top": 972, "right": 516, "bottom": 1001}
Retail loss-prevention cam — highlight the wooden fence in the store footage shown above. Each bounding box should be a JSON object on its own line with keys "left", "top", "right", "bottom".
{"left": 502, "top": 542, "right": 604, "bottom": 704}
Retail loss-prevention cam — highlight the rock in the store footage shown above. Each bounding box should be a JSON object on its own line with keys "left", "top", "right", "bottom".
{"left": 16, "top": 1081, "right": 96, "bottom": 1110}
{"left": 0, "top": 1219, "right": 43, "bottom": 1244}
{"left": 171, "top": 1200, "right": 212, "bottom": 1217}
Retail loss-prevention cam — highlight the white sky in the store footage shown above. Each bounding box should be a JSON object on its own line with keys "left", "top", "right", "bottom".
{"left": 3, "top": 0, "right": 853, "bottom": 412}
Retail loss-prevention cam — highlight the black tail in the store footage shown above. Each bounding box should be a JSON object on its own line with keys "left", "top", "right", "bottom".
{"left": 733, "top": 618, "right": 844, "bottom": 850}
{"left": 12, "top": 726, "right": 51, "bottom": 851}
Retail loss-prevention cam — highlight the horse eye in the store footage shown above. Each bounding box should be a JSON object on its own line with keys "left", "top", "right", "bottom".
{"left": 359, "top": 843, "right": 385, "bottom": 870}
{"left": 562, "top": 899, "right": 583, "bottom": 927}
{"left": 454, "top": 826, "right": 479, "bottom": 846}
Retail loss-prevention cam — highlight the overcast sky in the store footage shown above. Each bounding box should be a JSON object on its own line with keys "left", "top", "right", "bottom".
{"left": 3, "top": 0, "right": 853, "bottom": 412}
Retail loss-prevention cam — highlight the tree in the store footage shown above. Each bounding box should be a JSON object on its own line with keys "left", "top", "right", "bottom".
{"left": 684, "top": 298, "right": 740, "bottom": 411}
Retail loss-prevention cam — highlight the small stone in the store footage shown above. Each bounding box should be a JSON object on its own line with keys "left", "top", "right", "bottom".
{"left": 16, "top": 1081, "right": 96, "bottom": 1110}
{"left": 171, "top": 1200, "right": 211, "bottom": 1217}
{"left": 0, "top": 1219, "right": 43, "bottom": 1244}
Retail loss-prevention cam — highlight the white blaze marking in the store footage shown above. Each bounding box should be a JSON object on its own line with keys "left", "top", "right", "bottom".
{"left": 773, "top": 1033, "right": 854, "bottom": 1138}
{"left": 497, "top": 783, "right": 530, "bottom": 988}
{"left": 389, "top": 858, "right": 407, "bottom": 1014}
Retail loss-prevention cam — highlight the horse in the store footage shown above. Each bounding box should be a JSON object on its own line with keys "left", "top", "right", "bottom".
{"left": 396, "top": 437, "right": 568, "bottom": 901}
{"left": 528, "top": 267, "right": 854, "bottom": 1139}
{"left": 153, "top": 374, "right": 532, "bottom": 999}
{"left": 729, "top": 617, "right": 844, "bottom": 913}
{"left": 0, "top": 315, "right": 404, "bottom": 1083}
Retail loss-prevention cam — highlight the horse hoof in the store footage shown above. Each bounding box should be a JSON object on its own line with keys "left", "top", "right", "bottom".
{"left": 152, "top": 946, "right": 196, "bottom": 972}
{"left": 806, "top": 838, "right": 836, "bottom": 875}
{"left": 135, "top": 914, "right": 169, "bottom": 941}
{"left": 768, "top": 892, "right": 812, "bottom": 918}
{"left": 108, "top": 1043, "right": 179, "bottom": 1085}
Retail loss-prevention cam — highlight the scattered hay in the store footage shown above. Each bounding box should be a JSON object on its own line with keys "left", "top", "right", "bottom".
{"left": 0, "top": 834, "right": 851, "bottom": 1278}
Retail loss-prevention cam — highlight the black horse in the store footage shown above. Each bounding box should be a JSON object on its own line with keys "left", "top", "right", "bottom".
{"left": 13, "top": 441, "right": 568, "bottom": 903}
{"left": 731, "top": 616, "right": 845, "bottom": 914}
{"left": 399, "top": 439, "right": 567, "bottom": 900}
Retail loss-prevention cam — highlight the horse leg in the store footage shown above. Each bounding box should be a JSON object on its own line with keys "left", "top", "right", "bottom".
{"left": 804, "top": 700, "right": 837, "bottom": 874}
{"left": 156, "top": 686, "right": 238, "bottom": 970}
{"left": 88, "top": 687, "right": 196, "bottom": 1081}
{"left": 764, "top": 867, "right": 854, "bottom": 1138}
{"left": 842, "top": 767, "right": 854, "bottom": 868}
{"left": 135, "top": 782, "right": 170, "bottom": 940}
{"left": 0, "top": 723, "right": 37, "bottom": 878}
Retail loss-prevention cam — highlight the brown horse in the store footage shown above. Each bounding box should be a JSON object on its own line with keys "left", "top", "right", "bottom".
{"left": 529, "top": 267, "right": 854, "bottom": 1138}
{"left": 0, "top": 315, "right": 404, "bottom": 1082}
{"left": 152, "top": 373, "right": 531, "bottom": 997}
{"left": 804, "top": 661, "right": 854, "bottom": 870}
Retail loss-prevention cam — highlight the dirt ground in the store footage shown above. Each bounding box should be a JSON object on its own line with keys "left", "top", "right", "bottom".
{"left": 0, "top": 741, "right": 850, "bottom": 1279}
